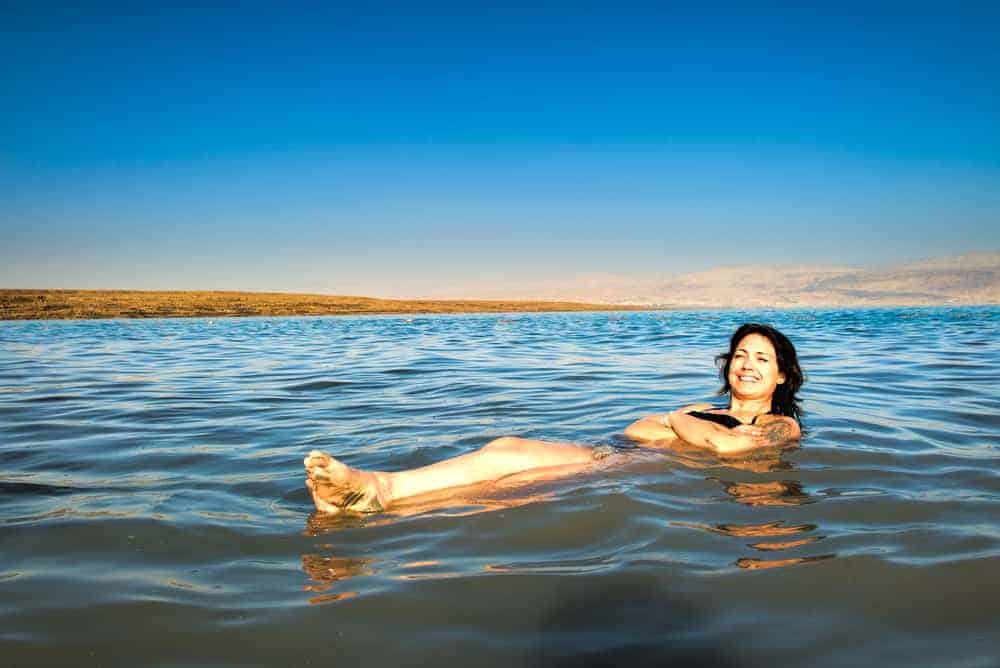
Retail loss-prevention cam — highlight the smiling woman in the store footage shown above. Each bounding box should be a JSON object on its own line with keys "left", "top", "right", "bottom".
{"left": 653, "top": 323, "right": 804, "bottom": 452}
{"left": 304, "top": 323, "right": 805, "bottom": 514}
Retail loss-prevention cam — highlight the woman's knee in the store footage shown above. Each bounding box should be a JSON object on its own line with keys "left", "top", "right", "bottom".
{"left": 482, "top": 436, "right": 525, "bottom": 453}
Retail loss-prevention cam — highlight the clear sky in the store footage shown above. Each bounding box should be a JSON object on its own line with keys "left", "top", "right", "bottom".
{"left": 2, "top": 1, "right": 998, "bottom": 297}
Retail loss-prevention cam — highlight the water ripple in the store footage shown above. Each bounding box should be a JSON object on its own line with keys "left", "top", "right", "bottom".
{"left": 1, "top": 307, "right": 998, "bottom": 666}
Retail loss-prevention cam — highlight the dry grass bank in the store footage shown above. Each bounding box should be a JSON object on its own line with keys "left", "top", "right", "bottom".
{"left": 0, "top": 290, "right": 645, "bottom": 320}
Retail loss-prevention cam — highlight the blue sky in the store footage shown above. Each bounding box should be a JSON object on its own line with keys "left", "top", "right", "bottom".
{"left": 2, "top": 2, "right": 998, "bottom": 296}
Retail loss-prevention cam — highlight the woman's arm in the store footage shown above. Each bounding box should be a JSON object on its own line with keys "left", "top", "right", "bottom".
{"left": 669, "top": 411, "right": 800, "bottom": 454}
{"left": 623, "top": 403, "right": 712, "bottom": 443}
{"left": 753, "top": 415, "right": 801, "bottom": 446}
{"left": 669, "top": 410, "right": 756, "bottom": 453}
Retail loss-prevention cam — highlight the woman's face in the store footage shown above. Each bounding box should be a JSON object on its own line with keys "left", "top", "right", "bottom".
{"left": 728, "top": 333, "right": 785, "bottom": 402}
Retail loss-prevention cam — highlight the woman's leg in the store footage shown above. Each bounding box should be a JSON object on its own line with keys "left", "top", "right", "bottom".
{"left": 304, "top": 437, "right": 595, "bottom": 513}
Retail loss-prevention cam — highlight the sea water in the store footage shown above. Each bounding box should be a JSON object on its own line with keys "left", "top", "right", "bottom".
{"left": 1, "top": 308, "right": 998, "bottom": 667}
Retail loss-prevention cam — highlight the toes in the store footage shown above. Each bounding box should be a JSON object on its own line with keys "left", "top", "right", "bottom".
{"left": 304, "top": 452, "right": 337, "bottom": 480}
{"left": 305, "top": 450, "right": 331, "bottom": 468}
{"left": 306, "top": 478, "right": 341, "bottom": 514}
{"left": 302, "top": 452, "right": 383, "bottom": 514}
{"left": 311, "top": 467, "right": 334, "bottom": 482}
{"left": 309, "top": 458, "right": 349, "bottom": 483}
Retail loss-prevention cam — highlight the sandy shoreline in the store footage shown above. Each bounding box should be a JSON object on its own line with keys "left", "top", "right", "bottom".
{"left": 0, "top": 289, "right": 649, "bottom": 320}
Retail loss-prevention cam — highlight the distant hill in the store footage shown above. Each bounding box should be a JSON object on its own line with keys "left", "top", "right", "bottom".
{"left": 424, "top": 252, "right": 1000, "bottom": 307}
{"left": 0, "top": 291, "right": 641, "bottom": 320}
{"left": 6, "top": 253, "right": 996, "bottom": 318}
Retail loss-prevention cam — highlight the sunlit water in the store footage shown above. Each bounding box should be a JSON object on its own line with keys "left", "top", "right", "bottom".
{"left": 1, "top": 308, "right": 998, "bottom": 667}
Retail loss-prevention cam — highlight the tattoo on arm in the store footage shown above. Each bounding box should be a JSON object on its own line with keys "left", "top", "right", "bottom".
{"left": 761, "top": 421, "right": 794, "bottom": 446}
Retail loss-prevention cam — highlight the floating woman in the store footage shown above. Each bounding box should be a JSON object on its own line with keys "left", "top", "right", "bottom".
{"left": 304, "top": 322, "right": 804, "bottom": 514}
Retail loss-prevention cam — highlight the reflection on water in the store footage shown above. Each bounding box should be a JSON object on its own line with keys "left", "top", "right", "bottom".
{"left": 716, "top": 478, "right": 810, "bottom": 507}
{"left": 2, "top": 308, "right": 999, "bottom": 666}
{"left": 682, "top": 519, "right": 817, "bottom": 537}
{"left": 667, "top": 445, "right": 832, "bottom": 570}
{"left": 301, "top": 553, "right": 372, "bottom": 605}
{"left": 735, "top": 554, "right": 836, "bottom": 570}
{"left": 676, "top": 514, "right": 829, "bottom": 570}
{"left": 709, "top": 453, "right": 831, "bottom": 569}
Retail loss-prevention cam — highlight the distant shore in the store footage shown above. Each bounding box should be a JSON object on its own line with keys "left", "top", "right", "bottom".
{"left": 0, "top": 290, "right": 650, "bottom": 320}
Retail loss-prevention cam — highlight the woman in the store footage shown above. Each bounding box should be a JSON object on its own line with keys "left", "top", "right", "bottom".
{"left": 304, "top": 323, "right": 804, "bottom": 514}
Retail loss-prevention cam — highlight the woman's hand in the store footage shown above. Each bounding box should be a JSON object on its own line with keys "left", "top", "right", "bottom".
{"left": 669, "top": 412, "right": 799, "bottom": 454}
{"left": 721, "top": 419, "right": 799, "bottom": 452}
{"left": 669, "top": 409, "right": 741, "bottom": 452}
{"left": 728, "top": 425, "right": 766, "bottom": 451}
{"left": 623, "top": 403, "right": 718, "bottom": 444}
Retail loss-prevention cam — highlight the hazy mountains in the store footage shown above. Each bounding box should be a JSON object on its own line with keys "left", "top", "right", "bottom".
{"left": 426, "top": 252, "right": 1000, "bottom": 307}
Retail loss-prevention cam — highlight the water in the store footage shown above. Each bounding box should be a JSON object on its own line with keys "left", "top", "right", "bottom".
{"left": 1, "top": 308, "right": 998, "bottom": 667}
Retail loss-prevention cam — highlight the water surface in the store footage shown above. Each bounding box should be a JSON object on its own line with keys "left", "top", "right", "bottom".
{"left": 2, "top": 308, "right": 998, "bottom": 666}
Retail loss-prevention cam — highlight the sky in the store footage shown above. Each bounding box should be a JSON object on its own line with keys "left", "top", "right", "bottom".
{"left": 2, "top": 1, "right": 998, "bottom": 297}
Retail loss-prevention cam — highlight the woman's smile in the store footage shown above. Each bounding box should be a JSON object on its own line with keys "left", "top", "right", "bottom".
{"left": 728, "top": 333, "right": 784, "bottom": 399}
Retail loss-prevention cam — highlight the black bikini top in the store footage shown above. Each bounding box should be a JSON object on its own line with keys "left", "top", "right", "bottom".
{"left": 687, "top": 410, "right": 769, "bottom": 429}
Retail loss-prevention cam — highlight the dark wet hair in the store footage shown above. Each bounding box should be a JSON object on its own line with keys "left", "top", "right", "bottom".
{"left": 716, "top": 323, "right": 804, "bottom": 423}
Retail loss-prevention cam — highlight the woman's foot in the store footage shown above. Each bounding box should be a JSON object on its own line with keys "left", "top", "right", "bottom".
{"left": 303, "top": 450, "right": 393, "bottom": 513}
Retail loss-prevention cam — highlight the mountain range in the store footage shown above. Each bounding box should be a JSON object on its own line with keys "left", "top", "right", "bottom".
{"left": 424, "top": 252, "right": 1000, "bottom": 307}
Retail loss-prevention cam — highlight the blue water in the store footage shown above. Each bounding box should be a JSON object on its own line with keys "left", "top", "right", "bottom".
{"left": 1, "top": 308, "right": 998, "bottom": 667}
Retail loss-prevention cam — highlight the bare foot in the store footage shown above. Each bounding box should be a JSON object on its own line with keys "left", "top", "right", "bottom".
{"left": 303, "top": 450, "right": 392, "bottom": 513}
